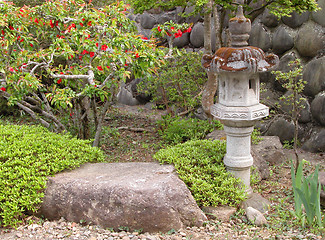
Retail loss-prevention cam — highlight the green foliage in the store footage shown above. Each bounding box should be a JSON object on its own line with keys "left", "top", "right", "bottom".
{"left": 291, "top": 160, "right": 322, "bottom": 227}
{"left": 251, "top": 128, "right": 263, "bottom": 145}
{"left": 157, "top": 115, "right": 222, "bottom": 144}
{"left": 0, "top": 124, "right": 106, "bottom": 227}
{"left": 154, "top": 139, "right": 246, "bottom": 206}
{"left": 139, "top": 50, "right": 207, "bottom": 115}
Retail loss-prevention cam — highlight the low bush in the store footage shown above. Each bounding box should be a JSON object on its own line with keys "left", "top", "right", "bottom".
{"left": 154, "top": 139, "right": 246, "bottom": 206}
{"left": 0, "top": 124, "right": 106, "bottom": 227}
{"left": 157, "top": 115, "right": 222, "bottom": 144}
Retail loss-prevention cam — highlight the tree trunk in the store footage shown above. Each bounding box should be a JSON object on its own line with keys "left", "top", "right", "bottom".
{"left": 92, "top": 100, "right": 112, "bottom": 147}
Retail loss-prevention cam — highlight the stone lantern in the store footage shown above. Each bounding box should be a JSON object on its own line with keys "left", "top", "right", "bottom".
{"left": 202, "top": 2, "right": 279, "bottom": 194}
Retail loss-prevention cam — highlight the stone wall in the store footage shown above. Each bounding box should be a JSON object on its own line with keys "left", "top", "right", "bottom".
{"left": 127, "top": 3, "right": 325, "bottom": 152}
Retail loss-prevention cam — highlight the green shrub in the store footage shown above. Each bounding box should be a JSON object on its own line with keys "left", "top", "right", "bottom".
{"left": 138, "top": 50, "right": 207, "bottom": 115}
{"left": 154, "top": 139, "right": 246, "bottom": 206}
{"left": 0, "top": 124, "right": 106, "bottom": 227}
{"left": 157, "top": 115, "right": 223, "bottom": 144}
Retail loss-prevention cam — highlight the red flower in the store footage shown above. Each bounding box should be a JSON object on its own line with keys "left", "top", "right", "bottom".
{"left": 124, "top": 63, "right": 128, "bottom": 67}
{"left": 9, "top": 26, "right": 14, "bottom": 30}
{"left": 96, "top": 43, "right": 99, "bottom": 47}
{"left": 20, "top": 38, "right": 24, "bottom": 42}
{"left": 171, "top": 27, "right": 175, "bottom": 30}
{"left": 141, "top": 36, "right": 148, "bottom": 40}
{"left": 1, "top": 30, "right": 4, "bottom": 35}
{"left": 57, "top": 79, "right": 62, "bottom": 84}
{"left": 9, "top": 67, "right": 14, "bottom": 72}
{"left": 30, "top": 43, "right": 33, "bottom": 47}
{"left": 101, "top": 44, "right": 108, "bottom": 51}
{"left": 187, "top": 27, "right": 192, "bottom": 33}
{"left": 135, "top": 53, "right": 140, "bottom": 59}
{"left": 97, "top": 66, "right": 103, "bottom": 71}
{"left": 0, "top": 87, "right": 6, "bottom": 91}
{"left": 166, "top": 32, "right": 171, "bottom": 36}
{"left": 79, "top": 22, "right": 83, "bottom": 27}
{"left": 82, "top": 18, "right": 85, "bottom": 21}
{"left": 174, "top": 29, "right": 182, "bottom": 38}
{"left": 106, "top": 66, "right": 110, "bottom": 69}
{"left": 87, "top": 21, "right": 92, "bottom": 26}
{"left": 34, "top": 18, "right": 39, "bottom": 24}
{"left": 82, "top": 50, "right": 88, "bottom": 55}
{"left": 89, "top": 52, "right": 95, "bottom": 57}
{"left": 50, "top": 20, "right": 54, "bottom": 28}
{"left": 157, "top": 26, "right": 162, "bottom": 32}
{"left": 79, "top": 55, "right": 82, "bottom": 60}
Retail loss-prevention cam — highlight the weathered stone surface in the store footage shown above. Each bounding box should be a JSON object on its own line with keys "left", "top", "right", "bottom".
{"left": 39, "top": 162, "right": 207, "bottom": 233}
{"left": 282, "top": 11, "right": 310, "bottom": 29}
{"left": 295, "top": 21, "right": 325, "bottom": 58}
{"left": 241, "top": 193, "right": 271, "bottom": 214}
{"left": 117, "top": 81, "right": 140, "bottom": 106}
{"left": 190, "top": 22, "right": 204, "bottom": 48}
{"left": 205, "top": 129, "right": 226, "bottom": 141}
{"left": 302, "top": 129, "right": 325, "bottom": 153}
{"left": 249, "top": 22, "right": 272, "bottom": 52}
{"left": 311, "top": 91, "right": 325, "bottom": 126}
{"left": 174, "top": 32, "right": 190, "bottom": 48}
{"left": 202, "top": 206, "right": 236, "bottom": 222}
{"left": 318, "top": 171, "right": 325, "bottom": 206}
{"left": 140, "top": 12, "right": 157, "bottom": 29}
{"left": 261, "top": 9, "right": 279, "bottom": 28}
{"left": 157, "top": 12, "right": 175, "bottom": 24}
{"left": 303, "top": 57, "right": 325, "bottom": 97}
{"left": 251, "top": 136, "right": 286, "bottom": 178}
{"left": 265, "top": 117, "right": 295, "bottom": 143}
{"left": 246, "top": 207, "right": 268, "bottom": 226}
{"left": 312, "top": 0, "right": 325, "bottom": 27}
{"left": 272, "top": 26, "right": 294, "bottom": 55}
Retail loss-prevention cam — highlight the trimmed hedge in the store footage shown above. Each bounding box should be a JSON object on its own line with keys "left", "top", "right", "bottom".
{"left": 0, "top": 124, "right": 106, "bottom": 227}
{"left": 154, "top": 139, "right": 246, "bottom": 207}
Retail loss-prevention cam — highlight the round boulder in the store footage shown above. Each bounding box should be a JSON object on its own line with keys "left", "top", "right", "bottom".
{"left": 303, "top": 56, "right": 325, "bottom": 97}
{"left": 174, "top": 32, "right": 190, "bottom": 48}
{"left": 312, "top": 0, "right": 325, "bottom": 27}
{"left": 302, "top": 129, "right": 325, "bottom": 153}
{"left": 265, "top": 117, "right": 295, "bottom": 143}
{"left": 272, "top": 26, "right": 294, "bottom": 55}
{"left": 262, "top": 9, "right": 279, "bottom": 28}
{"left": 295, "top": 21, "right": 325, "bottom": 58}
{"left": 39, "top": 162, "right": 207, "bottom": 233}
{"left": 249, "top": 22, "right": 272, "bottom": 52}
{"left": 282, "top": 11, "right": 310, "bottom": 29}
{"left": 311, "top": 91, "right": 325, "bottom": 126}
{"left": 190, "top": 22, "right": 204, "bottom": 48}
{"left": 140, "top": 12, "right": 157, "bottom": 29}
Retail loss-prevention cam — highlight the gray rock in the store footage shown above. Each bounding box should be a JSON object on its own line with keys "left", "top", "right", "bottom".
{"left": 202, "top": 206, "right": 236, "bottom": 222}
{"left": 312, "top": 0, "right": 325, "bottom": 27}
{"left": 157, "top": 12, "right": 175, "bottom": 24}
{"left": 311, "top": 92, "right": 325, "bottom": 126}
{"left": 174, "top": 32, "right": 190, "bottom": 48}
{"left": 302, "top": 129, "right": 325, "bottom": 153}
{"left": 190, "top": 22, "right": 204, "bottom": 48}
{"left": 251, "top": 136, "right": 286, "bottom": 178}
{"left": 265, "top": 117, "right": 295, "bottom": 143}
{"left": 184, "top": 5, "right": 202, "bottom": 24}
{"left": 140, "top": 12, "right": 157, "bottom": 29}
{"left": 117, "top": 82, "right": 140, "bottom": 106}
{"left": 205, "top": 129, "right": 226, "bottom": 141}
{"left": 295, "top": 21, "right": 325, "bottom": 58}
{"left": 245, "top": 207, "right": 268, "bottom": 226}
{"left": 303, "top": 56, "right": 325, "bottom": 97}
{"left": 282, "top": 11, "right": 310, "bottom": 29}
{"left": 261, "top": 9, "right": 279, "bottom": 28}
{"left": 272, "top": 26, "right": 294, "bottom": 55}
{"left": 39, "top": 162, "right": 207, "bottom": 233}
{"left": 242, "top": 193, "right": 271, "bottom": 214}
{"left": 249, "top": 22, "right": 272, "bottom": 52}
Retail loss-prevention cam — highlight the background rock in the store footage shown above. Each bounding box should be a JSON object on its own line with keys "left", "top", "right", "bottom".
{"left": 311, "top": 91, "right": 325, "bottom": 126}
{"left": 190, "top": 22, "right": 204, "bottom": 48}
{"left": 246, "top": 207, "right": 267, "bottom": 226}
{"left": 39, "top": 162, "right": 207, "bottom": 233}
{"left": 272, "top": 26, "right": 294, "bottom": 55}
{"left": 303, "top": 57, "right": 325, "bottom": 97}
{"left": 249, "top": 22, "right": 272, "bottom": 52}
{"left": 312, "top": 0, "right": 325, "bottom": 27}
{"left": 282, "top": 11, "right": 310, "bottom": 29}
{"left": 140, "top": 12, "right": 157, "bottom": 29}
{"left": 302, "top": 129, "right": 325, "bottom": 153}
{"left": 295, "top": 21, "right": 325, "bottom": 58}
{"left": 265, "top": 117, "right": 295, "bottom": 143}
{"left": 261, "top": 9, "right": 279, "bottom": 28}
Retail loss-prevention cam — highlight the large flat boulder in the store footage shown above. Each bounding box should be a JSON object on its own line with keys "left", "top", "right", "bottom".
{"left": 39, "top": 162, "right": 207, "bottom": 233}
